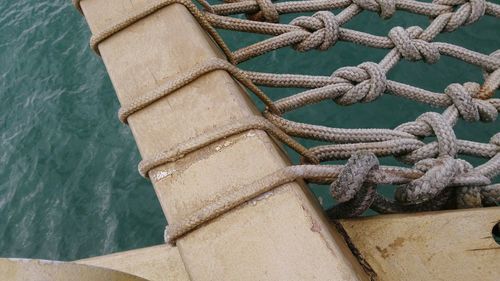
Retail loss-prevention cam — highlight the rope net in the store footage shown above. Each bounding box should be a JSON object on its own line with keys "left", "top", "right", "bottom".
{"left": 76, "top": 0, "right": 500, "bottom": 241}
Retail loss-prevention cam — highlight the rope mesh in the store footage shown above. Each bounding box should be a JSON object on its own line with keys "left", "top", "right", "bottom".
{"left": 76, "top": 0, "right": 500, "bottom": 242}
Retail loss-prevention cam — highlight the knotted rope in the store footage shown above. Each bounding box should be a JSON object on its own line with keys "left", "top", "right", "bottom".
{"left": 75, "top": 0, "right": 500, "bottom": 243}
{"left": 290, "top": 11, "right": 340, "bottom": 51}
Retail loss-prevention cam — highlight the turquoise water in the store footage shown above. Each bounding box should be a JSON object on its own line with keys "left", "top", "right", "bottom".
{"left": 0, "top": 0, "right": 498, "bottom": 261}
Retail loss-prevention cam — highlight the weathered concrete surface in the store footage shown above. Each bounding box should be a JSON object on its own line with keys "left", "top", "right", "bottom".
{"left": 77, "top": 0, "right": 367, "bottom": 280}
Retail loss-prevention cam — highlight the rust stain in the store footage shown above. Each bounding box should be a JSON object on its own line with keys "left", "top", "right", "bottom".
{"left": 375, "top": 246, "right": 389, "bottom": 259}
{"left": 477, "top": 86, "right": 493, "bottom": 100}
{"left": 375, "top": 237, "right": 406, "bottom": 259}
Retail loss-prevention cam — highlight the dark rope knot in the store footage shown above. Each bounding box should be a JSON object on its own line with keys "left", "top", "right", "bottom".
{"left": 331, "top": 62, "right": 387, "bottom": 105}
{"left": 445, "top": 83, "right": 498, "bottom": 122}
{"left": 328, "top": 151, "right": 379, "bottom": 219}
{"left": 433, "top": 0, "right": 486, "bottom": 32}
{"left": 388, "top": 26, "right": 440, "bottom": 64}
{"left": 352, "top": 0, "right": 396, "bottom": 19}
{"left": 290, "top": 11, "right": 339, "bottom": 52}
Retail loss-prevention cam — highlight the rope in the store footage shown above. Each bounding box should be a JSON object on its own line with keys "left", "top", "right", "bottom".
{"left": 77, "top": 0, "right": 235, "bottom": 63}
{"left": 139, "top": 115, "right": 319, "bottom": 178}
{"left": 119, "top": 58, "right": 277, "bottom": 123}
{"left": 75, "top": 0, "right": 500, "bottom": 243}
{"left": 165, "top": 162, "right": 421, "bottom": 242}
{"left": 165, "top": 149, "right": 491, "bottom": 242}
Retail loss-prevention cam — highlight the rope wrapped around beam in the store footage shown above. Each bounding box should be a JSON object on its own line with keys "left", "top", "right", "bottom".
{"left": 74, "top": 0, "right": 500, "bottom": 243}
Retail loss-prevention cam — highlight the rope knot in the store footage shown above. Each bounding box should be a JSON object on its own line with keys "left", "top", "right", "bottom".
{"left": 328, "top": 151, "right": 379, "bottom": 218}
{"left": 331, "top": 62, "right": 387, "bottom": 105}
{"left": 395, "top": 156, "right": 469, "bottom": 203}
{"left": 388, "top": 26, "right": 440, "bottom": 64}
{"left": 352, "top": 0, "right": 396, "bottom": 19}
{"left": 290, "top": 11, "right": 339, "bottom": 52}
{"left": 433, "top": 0, "right": 486, "bottom": 32}
{"left": 394, "top": 111, "right": 460, "bottom": 203}
{"left": 248, "top": 0, "right": 279, "bottom": 23}
{"left": 445, "top": 83, "right": 498, "bottom": 122}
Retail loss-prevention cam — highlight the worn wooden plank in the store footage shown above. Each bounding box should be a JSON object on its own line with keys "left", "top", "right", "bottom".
{"left": 77, "top": 245, "right": 190, "bottom": 281}
{"left": 340, "top": 207, "right": 500, "bottom": 281}
{"left": 78, "top": 0, "right": 368, "bottom": 280}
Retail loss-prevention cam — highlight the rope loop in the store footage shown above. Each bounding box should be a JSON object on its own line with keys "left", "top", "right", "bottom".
{"left": 433, "top": 0, "right": 486, "bottom": 32}
{"left": 416, "top": 112, "right": 457, "bottom": 157}
{"left": 388, "top": 26, "right": 440, "bottom": 64}
{"left": 352, "top": 0, "right": 396, "bottom": 19}
{"left": 393, "top": 111, "right": 470, "bottom": 203}
{"left": 290, "top": 11, "right": 339, "bottom": 52}
{"left": 445, "top": 82, "right": 498, "bottom": 122}
{"left": 331, "top": 62, "right": 387, "bottom": 105}
{"left": 330, "top": 152, "right": 379, "bottom": 203}
{"left": 328, "top": 152, "right": 378, "bottom": 219}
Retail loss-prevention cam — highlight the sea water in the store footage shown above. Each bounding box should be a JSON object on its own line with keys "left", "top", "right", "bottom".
{"left": 0, "top": 0, "right": 498, "bottom": 261}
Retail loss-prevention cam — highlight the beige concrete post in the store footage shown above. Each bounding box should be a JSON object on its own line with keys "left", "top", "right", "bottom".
{"left": 78, "top": 0, "right": 368, "bottom": 280}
